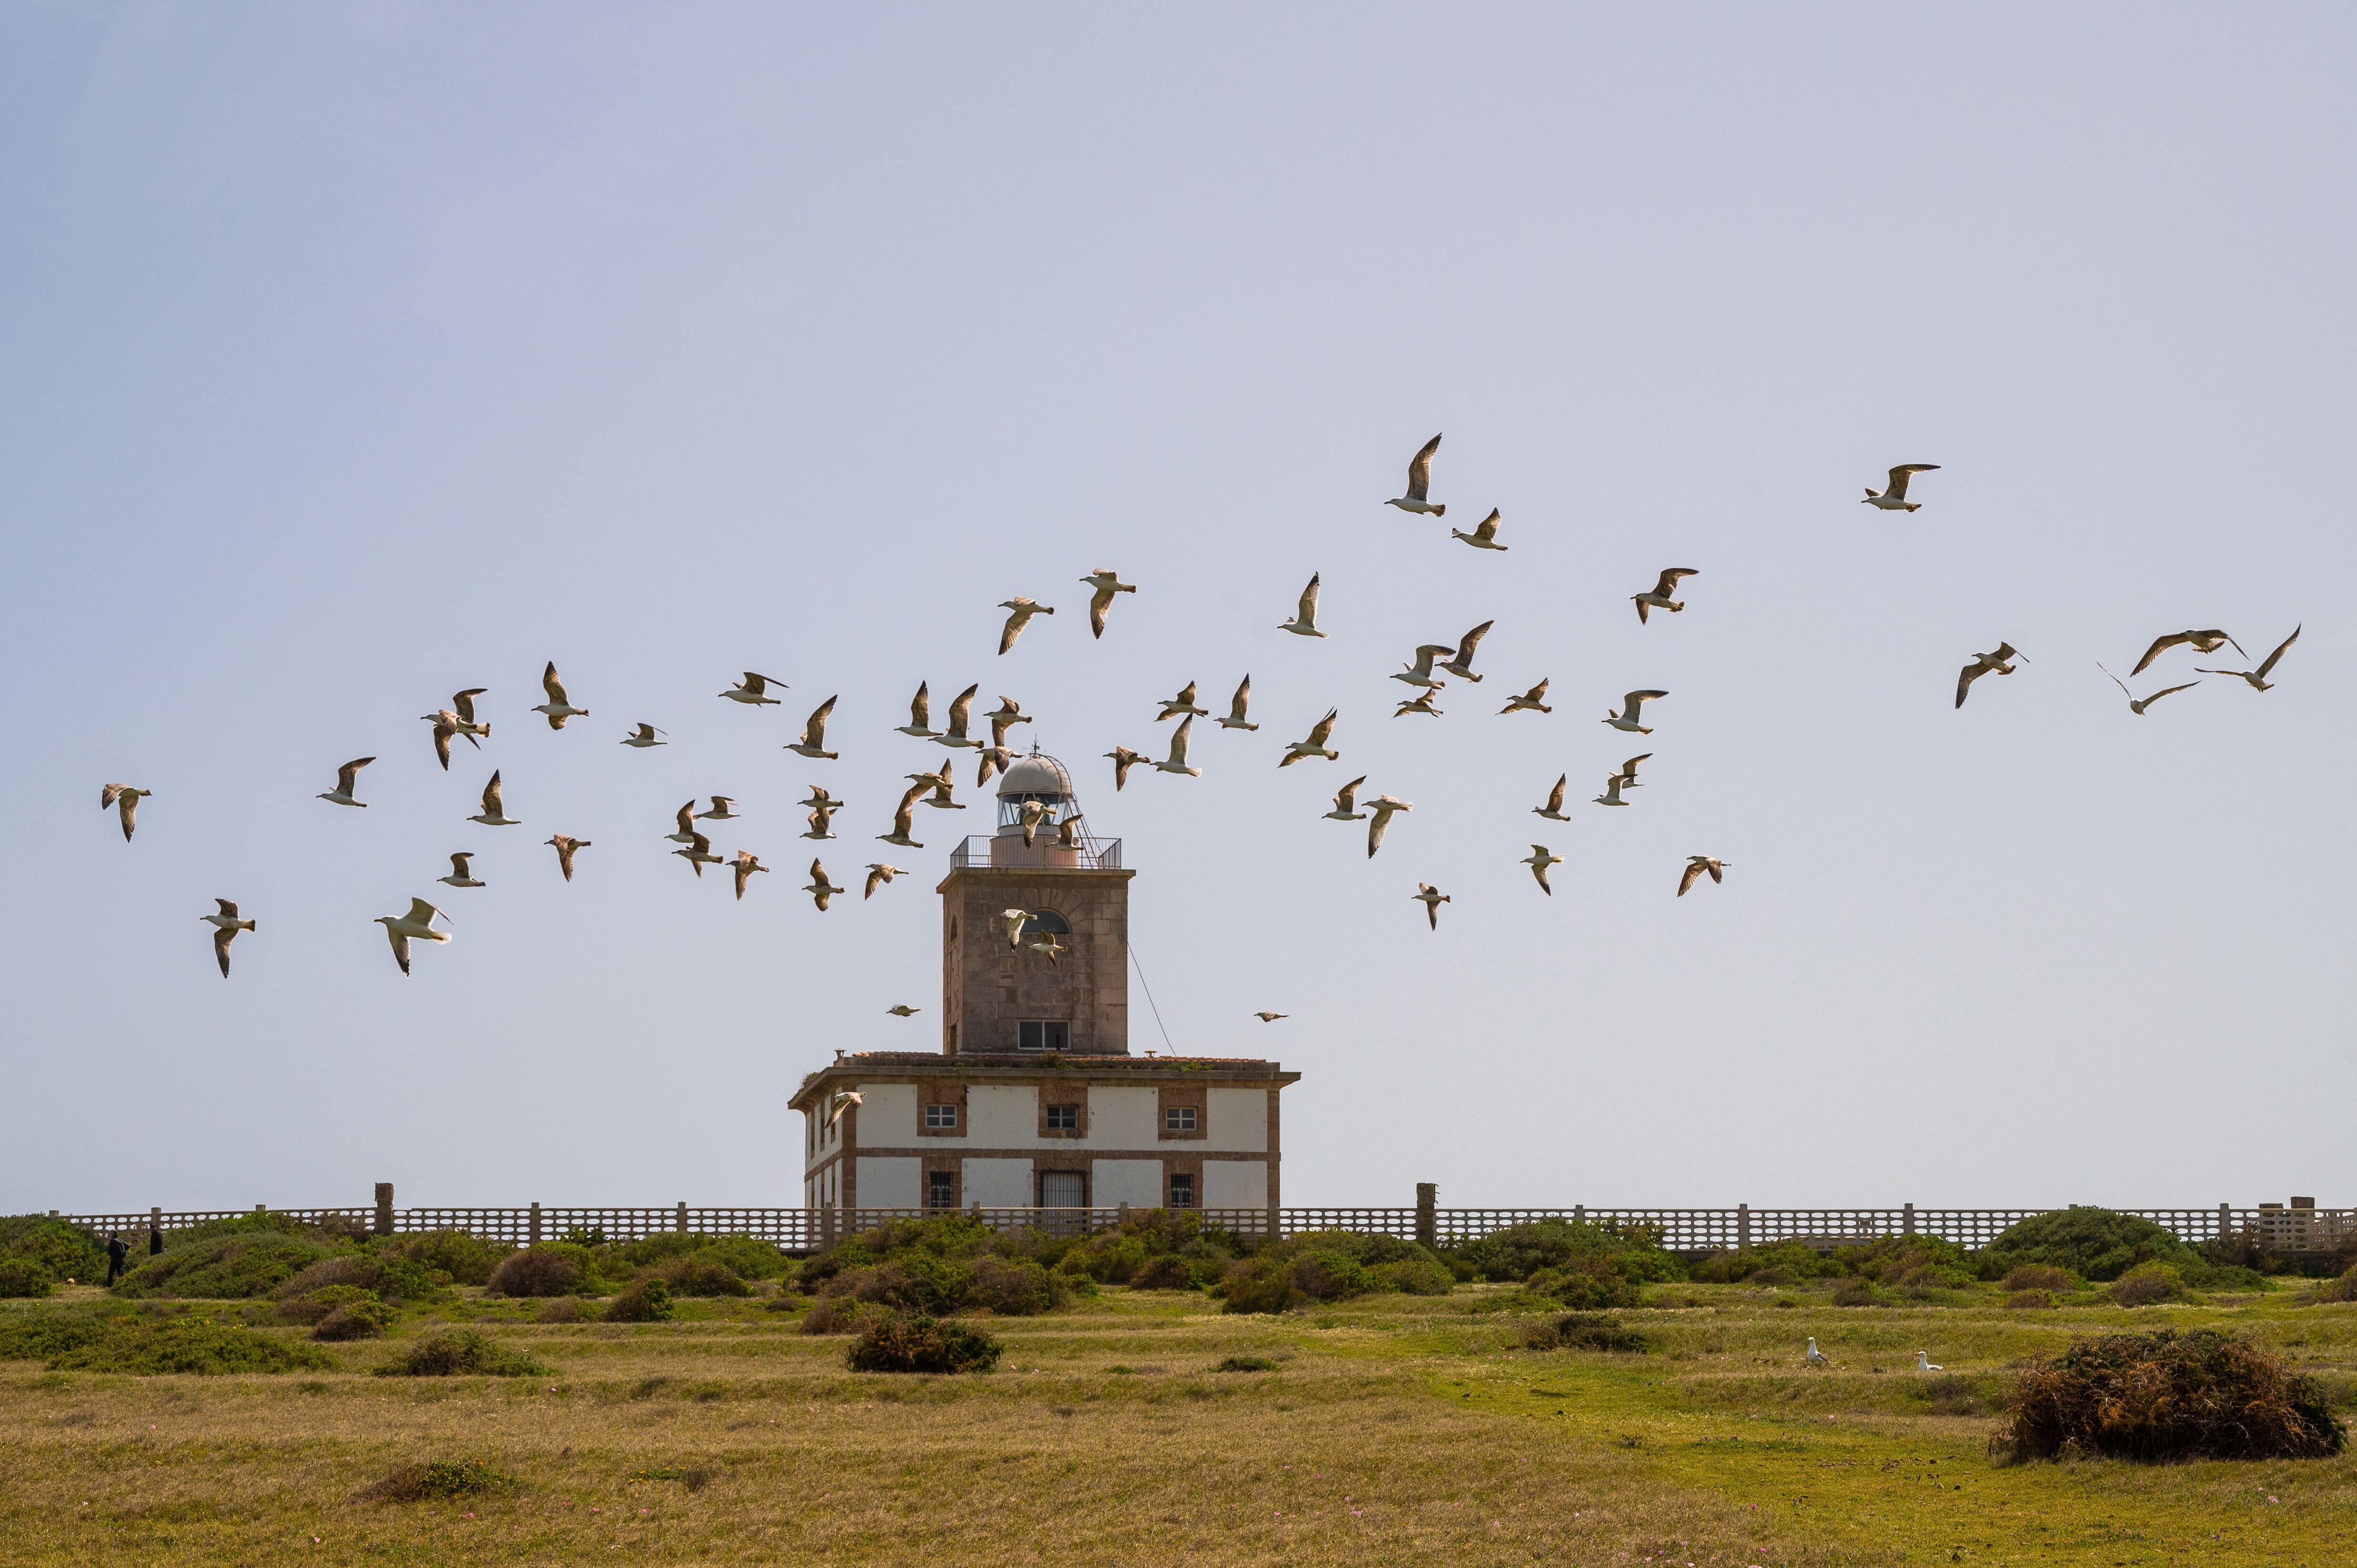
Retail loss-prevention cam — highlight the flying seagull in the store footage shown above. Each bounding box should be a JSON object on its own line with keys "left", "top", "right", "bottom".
{"left": 317, "top": 758, "right": 374, "bottom": 808}
{"left": 1594, "top": 771, "right": 1633, "bottom": 807}
{"left": 1105, "top": 746, "right": 1144, "bottom": 791}
{"left": 887, "top": 1004, "right": 921, "bottom": 1017}
{"left": 1324, "top": 775, "right": 1369, "bottom": 821}
{"left": 665, "top": 801, "right": 702, "bottom": 845}
{"left": 1365, "top": 795, "right": 1412, "bottom": 857}
{"left": 914, "top": 765, "right": 965, "bottom": 810}
{"left": 1280, "top": 709, "right": 1339, "bottom": 766}
{"left": 985, "top": 696, "right": 1031, "bottom": 749}
{"left": 720, "top": 671, "right": 785, "bottom": 706}
{"left": 2132, "top": 628, "right": 2244, "bottom": 676}
{"left": 100, "top": 783, "right": 152, "bottom": 840}
{"left": 672, "top": 830, "right": 724, "bottom": 877}
{"left": 1278, "top": 573, "right": 1327, "bottom": 637}
{"left": 468, "top": 771, "right": 520, "bottom": 826}
{"left": 1391, "top": 644, "right": 1449, "bottom": 690}
{"left": 1158, "top": 681, "right": 1208, "bottom": 721}
{"left": 1438, "top": 621, "right": 1492, "bottom": 682}
{"left": 803, "top": 859, "right": 846, "bottom": 910}
{"left": 545, "top": 834, "right": 589, "bottom": 882}
{"left": 1029, "top": 931, "right": 1066, "bottom": 965}
{"left": 876, "top": 786, "right": 927, "bottom": 849}
{"left": 422, "top": 690, "right": 490, "bottom": 768}
{"left": 1393, "top": 690, "right": 1443, "bottom": 718}
{"left": 1533, "top": 774, "right": 1571, "bottom": 821}
{"left": 620, "top": 723, "right": 667, "bottom": 749}
{"left": 1153, "top": 715, "right": 1202, "bottom": 777}
{"left": 997, "top": 597, "right": 1053, "bottom": 654}
{"left": 439, "top": 852, "right": 485, "bottom": 889}
{"left": 864, "top": 862, "right": 903, "bottom": 899}
{"left": 1000, "top": 909, "right": 1033, "bottom": 951}
{"left": 827, "top": 1090, "right": 865, "bottom": 1128}
{"left": 1863, "top": 464, "right": 1939, "bottom": 511}
{"left": 2197, "top": 626, "right": 2300, "bottom": 691}
{"left": 1217, "top": 675, "right": 1259, "bottom": 731}
{"left": 1955, "top": 644, "right": 2023, "bottom": 709}
{"left": 1017, "top": 798, "right": 1048, "bottom": 846}
{"left": 697, "top": 796, "right": 740, "bottom": 821}
{"left": 531, "top": 661, "right": 588, "bottom": 729}
{"left": 1613, "top": 753, "right": 1652, "bottom": 791}
{"left": 1677, "top": 856, "right": 1730, "bottom": 897}
{"left": 1385, "top": 434, "right": 1445, "bottom": 516}
{"left": 786, "top": 697, "right": 839, "bottom": 759}
{"left": 1499, "top": 680, "right": 1551, "bottom": 715}
{"left": 802, "top": 787, "right": 842, "bottom": 840}
{"left": 975, "top": 746, "right": 1013, "bottom": 787}
{"left": 1057, "top": 814, "right": 1085, "bottom": 851}
{"left": 1412, "top": 883, "right": 1450, "bottom": 930}
{"left": 1450, "top": 508, "right": 1507, "bottom": 550}
{"left": 731, "top": 850, "right": 769, "bottom": 900}
{"left": 934, "top": 685, "right": 981, "bottom": 749}
{"left": 1080, "top": 568, "right": 1136, "bottom": 638}
{"left": 1254, "top": 1011, "right": 1288, "bottom": 1022}
{"left": 1603, "top": 690, "right": 1667, "bottom": 734}
{"left": 1522, "top": 845, "right": 1564, "bottom": 895}
{"left": 895, "top": 682, "right": 940, "bottom": 738}
{"left": 374, "top": 897, "right": 450, "bottom": 976}
{"left": 1632, "top": 568, "right": 1698, "bottom": 624}
{"left": 200, "top": 900, "right": 255, "bottom": 977}
{"left": 2098, "top": 663, "right": 2199, "bottom": 716}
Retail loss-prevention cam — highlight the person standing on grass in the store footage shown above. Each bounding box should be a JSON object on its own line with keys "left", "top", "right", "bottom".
{"left": 148, "top": 1224, "right": 162, "bottom": 1257}
{"left": 103, "top": 1231, "right": 129, "bottom": 1286}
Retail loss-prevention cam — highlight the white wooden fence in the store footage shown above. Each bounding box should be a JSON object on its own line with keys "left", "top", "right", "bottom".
{"left": 42, "top": 1199, "right": 2353, "bottom": 1255}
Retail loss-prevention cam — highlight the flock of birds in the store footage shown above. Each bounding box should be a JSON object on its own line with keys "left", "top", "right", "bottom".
{"left": 98, "top": 435, "right": 2304, "bottom": 987}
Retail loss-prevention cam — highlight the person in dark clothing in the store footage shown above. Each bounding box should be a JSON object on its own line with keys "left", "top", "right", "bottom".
{"left": 149, "top": 1227, "right": 163, "bottom": 1257}
{"left": 104, "top": 1232, "right": 129, "bottom": 1286}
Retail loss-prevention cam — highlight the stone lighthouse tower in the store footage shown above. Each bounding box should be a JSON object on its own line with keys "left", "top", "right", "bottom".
{"left": 937, "top": 749, "right": 1131, "bottom": 1056}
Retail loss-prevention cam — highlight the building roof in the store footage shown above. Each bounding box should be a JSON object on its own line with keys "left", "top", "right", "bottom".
{"left": 995, "top": 752, "right": 1074, "bottom": 798}
{"left": 789, "top": 1051, "right": 1299, "bottom": 1108}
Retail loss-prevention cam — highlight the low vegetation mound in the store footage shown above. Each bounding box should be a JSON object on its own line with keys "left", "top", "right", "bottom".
{"left": 606, "top": 1278, "right": 675, "bottom": 1322}
{"left": 273, "top": 1254, "right": 439, "bottom": 1306}
{"left": 1527, "top": 1256, "right": 1644, "bottom": 1310}
{"left": 845, "top": 1311, "right": 1001, "bottom": 1373}
{"left": 1215, "top": 1354, "right": 1279, "bottom": 1372}
{"left": 0, "top": 1215, "right": 109, "bottom": 1293}
{"left": 356, "top": 1459, "right": 517, "bottom": 1504}
{"left": 1696, "top": 1234, "right": 1978, "bottom": 1290}
{"left": 2003, "top": 1328, "right": 2346, "bottom": 1461}
{"left": 1981, "top": 1208, "right": 2200, "bottom": 1284}
{"left": 1450, "top": 1219, "right": 1683, "bottom": 1286}
{"left": 0, "top": 1310, "right": 336, "bottom": 1374}
{"left": 2108, "top": 1262, "right": 2195, "bottom": 1307}
{"left": 374, "top": 1330, "right": 549, "bottom": 1378}
{"left": 112, "top": 1230, "right": 341, "bottom": 1300}
{"left": 376, "top": 1229, "right": 509, "bottom": 1287}
{"left": 2000, "top": 1265, "right": 2077, "bottom": 1293}
{"left": 1521, "top": 1312, "right": 1649, "bottom": 1353}
{"left": 616, "top": 1232, "right": 789, "bottom": 1282}
{"left": 485, "top": 1243, "right": 600, "bottom": 1299}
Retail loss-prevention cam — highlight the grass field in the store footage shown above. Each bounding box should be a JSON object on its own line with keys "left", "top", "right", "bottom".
{"left": 1, "top": 1280, "right": 2351, "bottom": 1566}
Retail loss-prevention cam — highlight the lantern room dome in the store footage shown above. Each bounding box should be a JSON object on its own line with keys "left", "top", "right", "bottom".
{"left": 995, "top": 752, "right": 1074, "bottom": 799}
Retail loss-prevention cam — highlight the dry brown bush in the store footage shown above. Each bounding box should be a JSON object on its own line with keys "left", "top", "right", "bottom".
{"left": 2001, "top": 1265, "right": 2076, "bottom": 1293}
{"left": 2003, "top": 1328, "right": 2346, "bottom": 1461}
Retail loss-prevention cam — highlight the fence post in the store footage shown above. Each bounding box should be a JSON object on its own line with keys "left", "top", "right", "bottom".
{"left": 676, "top": 1202, "right": 688, "bottom": 1235}
{"left": 528, "top": 1203, "right": 542, "bottom": 1245}
{"left": 1902, "top": 1202, "right": 1915, "bottom": 1238}
{"left": 1117, "top": 1202, "right": 1130, "bottom": 1226}
{"left": 1736, "top": 1203, "right": 1751, "bottom": 1251}
{"left": 373, "top": 1183, "right": 394, "bottom": 1237}
{"left": 1267, "top": 1200, "right": 1281, "bottom": 1242}
{"left": 2217, "top": 1201, "right": 2231, "bottom": 1241}
{"left": 1415, "top": 1184, "right": 1437, "bottom": 1250}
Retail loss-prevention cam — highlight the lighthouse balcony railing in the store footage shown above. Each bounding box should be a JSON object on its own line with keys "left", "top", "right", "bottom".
{"left": 951, "top": 834, "right": 1123, "bottom": 871}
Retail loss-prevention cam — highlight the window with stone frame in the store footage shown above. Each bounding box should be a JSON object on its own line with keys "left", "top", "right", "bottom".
{"left": 1017, "top": 1020, "right": 1071, "bottom": 1051}
{"left": 927, "top": 1170, "right": 957, "bottom": 1210}
{"left": 1167, "top": 1172, "right": 1197, "bottom": 1208}
{"left": 1045, "top": 1103, "right": 1079, "bottom": 1132}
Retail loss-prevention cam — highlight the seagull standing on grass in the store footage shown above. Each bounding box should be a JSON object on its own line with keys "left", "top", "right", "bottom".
{"left": 1807, "top": 1338, "right": 1831, "bottom": 1368}
{"left": 1522, "top": 846, "right": 1564, "bottom": 895}
{"left": 786, "top": 698, "right": 839, "bottom": 759}
{"left": 620, "top": 723, "right": 666, "bottom": 749}
{"left": 200, "top": 900, "right": 254, "bottom": 977}
{"left": 545, "top": 835, "right": 589, "bottom": 882}
{"left": 895, "top": 683, "right": 940, "bottom": 738}
{"left": 373, "top": 898, "right": 450, "bottom": 976}
{"left": 1365, "top": 796, "right": 1412, "bottom": 857}
{"left": 317, "top": 758, "right": 374, "bottom": 808}
{"left": 731, "top": 851, "right": 769, "bottom": 900}
{"left": 1917, "top": 1351, "right": 1942, "bottom": 1373}
{"left": 1385, "top": 434, "right": 1446, "bottom": 516}
{"left": 438, "top": 853, "right": 485, "bottom": 889}
{"left": 1451, "top": 509, "right": 1507, "bottom": 550}
{"left": 1080, "top": 569, "right": 1136, "bottom": 638}
{"left": 1678, "top": 856, "right": 1730, "bottom": 897}
{"left": 1862, "top": 465, "right": 1939, "bottom": 511}
{"left": 1603, "top": 691, "right": 1667, "bottom": 734}
{"left": 803, "top": 860, "right": 846, "bottom": 910}
{"left": 531, "top": 662, "right": 588, "bottom": 728}
{"left": 2197, "top": 626, "right": 2301, "bottom": 691}
{"left": 2131, "top": 629, "right": 2242, "bottom": 675}
{"left": 101, "top": 784, "right": 153, "bottom": 840}
{"left": 1279, "top": 573, "right": 1328, "bottom": 637}
{"left": 997, "top": 598, "right": 1053, "bottom": 654}
{"left": 1412, "top": 883, "right": 1450, "bottom": 929}
{"left": 1499, "top": 680, "right": 1551, "bottom": 715}
{"left": 1153, "top": 716, "right": 1202, "bottom": 777}
{"left": 719, "top": 671, "right": 785, "bottom": 706}
{"left": 1955, "top": 645, "right": 2023, "bottom": 709}
{"left": 1280, "top": 710, "right": 1340, "bottom": 766}
{"left": 1533, "top": 775, "right": 1572, "bottom": 821}
{"left": 1632, "top": 569, "right": 1698, "bottom": 624}
{"left": 2097, "top": 664, "right": 2198, "bottom": 716}
{"left": 1217, "top": 676, "right": 1259, "bottom": 731}
{"left": 864, "top": 863, "right": 903, "bottom": 899}
{"left": 468, "top": 771, "right": 521, "bottom": 827}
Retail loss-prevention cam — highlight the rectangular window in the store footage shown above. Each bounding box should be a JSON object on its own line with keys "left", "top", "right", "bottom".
{"left": 1017, "top": 1021, "right": 1071, "bottom": 1052}
{"left": 924, "top": 1103, "right": 959, "bottom": 1129}
{"left": 1168, "top": 1173, "right": 1196, "bottom": 1209}
{"left": 927, "top": 1171, "right": 956, "bottom": 1210}
{"left": 1163, "top": 1107, "right": 1198, "bottom": 1133}
{"left": 1045, "top": 1103, "right": 1079, "bottom": 1131}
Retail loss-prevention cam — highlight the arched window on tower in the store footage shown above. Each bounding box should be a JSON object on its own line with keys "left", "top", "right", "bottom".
{"left": 1018, "top": 910, "right": 1070, "bottom": 941}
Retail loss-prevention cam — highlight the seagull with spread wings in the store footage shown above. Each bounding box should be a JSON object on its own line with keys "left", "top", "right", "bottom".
{"left": 985, "top": 696, "right": 1031, "bottom": 749}
{"left": 1499, "top": 679, "right": 1551, "bottom": 715}
{"left": 439, "top": 852, "right": 486, "bottom": 889}
{"left": 200, "top": 900, "right": 255, "bottom": 977}
{"left": 803, "top": 860, "right": 846, "bottom": 910}
{"left": 1080, "top": 568, "right": 1136, "bottom": 638}
{"left": 887, "top": 1004, "right": 921, "bottom": 1017}
{"left": 1451, "top": 508, "right": 1507, "bottom": 550}
{"left": 1157, "top": 681, "right": 1208, "bottom": 721}
{"left": 731, "top": 850, "right": 769, "bottom": 900}
{"left": 1522, "top": 846, "right": 1564, "bottom": 895}
{"left": 1438, "top": 621, "right": 1492, "bottom": 682}
{"left": 374, "top": 898, "right": 450, "bottom": 975}
{"left": 976, "top": 746, "right": 1014, "bottom": 788}
{"left": 531, "top": 661, "right": 588, "bottom": 729}
{"left": 1153, "top": 716, "right": 1202, "bottom": 777}
{"left": 1533, "top": 774, "right": 1571, "bottom": 821}
{"left": 1955, "top": 644, "right": 2024, "bottom": 709}
{"left": 1323, "top": 775, "right": 1369, "bottom": 821}
{"left": 1105, "top": 746, "right": 1144, "bottom": 791}
{"left": 997, "top": 597, "right": 1053, "bottom": 654}
{"left": 1602, "top": 690, "right": 1667, "bottom": 734}
{"left": 1863, "top": 464, "right": 1939, "bottom": 511}
{"left": 621, "top": 722, "right": 666, "bottom": 749}
{"left": 827, "top": 1090, "right": 864, "bottom": 1128}
{"left": 2132, "top": 628, "right": 2242, "bottom": 675}
{"left": 1412, "top": 883, "right": 1450, "bottom": 929}
{"left": 720, "top": 671, "right": 785, "bottom": 706}
{"left": 895, "top": 682, "right": 940, "bottom": 738}
{"left": 468, "top": 770, "right": 521, "bottom": 826}
{"left": 1392, "top": 690, "right": 1443, "bottom": 718}
{"left": 665, "top": 801, "right": 701, "bottom": 845}
{"left": 1678, "top": 856, "right": 1730, "bottom": 897}
{"left": 1385, "top": 434, "right": 1446, "bottom": 516}
{"left": 864, "top": 863, "right": 903, "bottom": 899}
{"left": 2098, "top": 663, "right": 2199, "bottom": 715}
{"left": 100, "top": 783, "right": 152, "bottom": 840}
{"left": 1365, "top": 795, "right": 1412, "bottom": 857}
{"left": 934, "top": 684, "right": 982, "bottom": 749}
{"left": 1278, "top": 572, "right": 1328, "bottom": 637}
{"left": 1254, "top": 1011, "right": 1288, "bottom": 1023}
{"left": 546, "top": 835, "right": 590, "bottom": 882}
{"left": 1216, "top": 675, "right": 1259, "bottom": 731}
{"left": 876, "top": 786, "right": 927, "bottom": 849}
{"left": 2197, "top": 626, "right": 2300, "bottom": 691}
{"left": 697, "top": 796, "right": 740, "bottom": 821}
{"left": 1632, "top": 568, "right": 1698, "bottom": 624}
{"left": 1280, "top": 709, "right": 1339, "bottom": 766}
{"left": 317, "top": 758, "right": 374, "bottom": 808}
{"left": 786, "top": 697, "right": 839, "bottom": 759}
{"left": 1392, "top": 644, "right": 1450, "bottom": 690}
{"left": 672, "top": 830, "right": 724, "bottom": 877}
{"left": 802, "top": 787, "right": 842, "bottom": 840}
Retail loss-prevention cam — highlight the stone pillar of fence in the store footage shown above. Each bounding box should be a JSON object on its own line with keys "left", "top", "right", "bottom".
{"left": 1415, "top": 1184, "right": 1437, "bottom": 1249}
{"left": 1902, "top": 1202, "right": 1915, "bottom": 1237}
{"left": 1117, "top": 1202, "right": 1130, "bottom": 1224}
{"left": 1266, "top": 1200, "right": 1281, "bottom": 1241}
{"left": 373, "top": 1183, "right": 394, "bottom": 1237}
{"left": 529, "top": 1203, "right": 543, "bottom": 1245}
{"left": 2218, "top": 1202, "right": 2231, "bottom": 1240}
{"left": 1736, "top": 1203, "right": 1751, "bottom": 1250}
{"left": 676, "top": 1202, "right": 688, "bottom": 1234}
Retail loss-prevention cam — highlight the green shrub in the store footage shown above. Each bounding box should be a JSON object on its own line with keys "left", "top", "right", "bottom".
{"left": 690, "top": 1234, "right": 791, "bottom": 1281}
{"left": 1218, "top": 1262, "right": 1300, "bottom": 1315}
{"left": 1215, "top": 1354, "right": 1279, "bottom": 1372}
{"left": 485, "top": 1243, "right": 597, "bottom": 1298}
{"left": 1529, "top": 1256, "right": 1642, "bottom": 1311}
{"left": 1452, "top": 1219, "right": 1683, "bottom": 1285}
{"left": 313, "top": 1292, "right": 395, "bottom": 1342}
{"left": 1371, "top": 1257, "right": 1455, "bottom": 1296}
{"left": 0, "top": 1259, "right": 53, "bottom": 1298}
{"left": 1287, "top": 1251, "right": 1376, "bottom": 1303}
{"left": 273, "top": 1254, "right": 439, "bottom": 1306}
{"left": 2006, "top": 1289, "right": 2057, "bottom": 1310}
{"left": 357, "top": 1459, "right": 517, "bottom": 1503}
{"left": 845, "top": 1312, "right": 1001, "bottom": 1373}
{"left": 2310, "top": 1265, "right": 2357, "bottom": 1305}
{"left": 968, "top": 1255, "right": 1065, "bottom": 1315}
{"left": 1128, "top": 1255, "right": 1199, "bottom": 1291}
{"left": 1522, "top": 1312, "right": 1649, "bottom": 1353}
{"left": 1830, "top": 1277, "right": 1882, "bottom": 1308}
{"left": 32, "top": 1314, "right": 336, "bottom": 1374}
{"left": 606, "top": 1279, "right": 675, "bottom": 1322}
{"left": 799, "top": 1295, "right": 863, "bottom": 1335}
{"left": 654, "top": 1257, "right": 749, "bottom": 1297}
{"left": 378, "top": 1230, "right": 507, "bottom": 1287}
{"left": 2109, "top": 1262, "right": 2195, "bottom": 1307}
{"left": 162, "top": 1211, "right": 320, "bottom": 1244}
{"left": 278, "top": 1284, "right": 380, "bottom": 1326}
{"left": 113, "top": 1232, "right": 341, "bottom": 1300}
{"left": 826, "top": 1256, "right": 973, "bottom": 1316}
{"left": 374, "top": 1330, "right": 549, "bottom": 1377}
{"left": 1830, "top": 1234, "right": 1977, "bottom": 1285}
{"left": 1981, "top": 1209, "right": 2200, "bottom": 1284}
{"left": 536, "top": 1296, "right": 597, "bottom": 1324}
{"left": 2001, "top": 1265, "right": 2076, "bottom": 1294}
{"left": 2003, "top": 1328, "right": 2345, "bottom": 1460}
{"left": 1693, "top": 1241, "right": 1846, "bottom": 1284}
{"left": 0, "top": 1216, "right": 110, "bottom": 1289}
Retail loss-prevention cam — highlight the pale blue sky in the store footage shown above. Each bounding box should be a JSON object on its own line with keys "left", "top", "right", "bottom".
{"left": 4, "top": 5, "right": 2351, "bottom": 1214}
